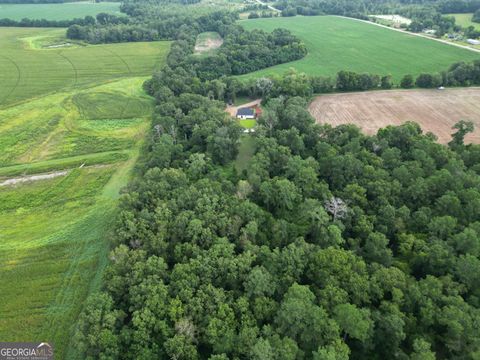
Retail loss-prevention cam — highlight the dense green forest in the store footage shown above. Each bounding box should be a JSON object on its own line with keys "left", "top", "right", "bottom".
{"left": 74, "top": 7, "right": 480, "bottom": 360}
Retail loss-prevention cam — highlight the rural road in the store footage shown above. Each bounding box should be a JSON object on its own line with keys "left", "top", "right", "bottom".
{"left": 226, "top": 99, "right": 262, "bottom": 117}
{"left": 336, "top": 16, "right": 480, "bottom": 54}
{"left": 253, "top": 0, "right": 281, "bottom": 13}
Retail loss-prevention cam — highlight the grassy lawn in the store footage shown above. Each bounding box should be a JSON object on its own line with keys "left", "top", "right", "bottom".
{"left": 448, "top": 13, "right": 480, "bottom": 30}
{"left": 0, "top": 27, "right": 168, "bottom": 359}
{"left": 238, "top": 119, "right": 257, "bottom": 128}
{"left": 0, "top": 2, "right": 121, "bottom": 21}
{"left": 0, "top": 27, "right": 170, "bottom": 107}
{"left": 239, "top": 15, "right": 480, "bottom": 81}
{"left": 235, "top": 135, "right": 257, "bottom": 173}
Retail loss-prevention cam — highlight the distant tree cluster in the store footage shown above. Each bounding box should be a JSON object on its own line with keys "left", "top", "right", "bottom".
{"left": 66, "top": 9, "right": 237, "bottom": 43}
{"left": 0, "top": 12, "right": 127, "bottom": 28}
{"left": 473, "top": 8, "right": 480, "bottom": 23}
{"left": 248, "top": 11, "right": 277, "bottom": 19}
{"left": 400, "top": 60, "right": 480, "bottom": 88}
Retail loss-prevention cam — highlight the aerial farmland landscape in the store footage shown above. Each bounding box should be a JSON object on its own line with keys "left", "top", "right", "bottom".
{"left": 1, "top": 0, "right": 480, "bottom": 359}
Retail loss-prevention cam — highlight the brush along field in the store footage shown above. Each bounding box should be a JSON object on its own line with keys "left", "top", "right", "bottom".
{"left": 308, "top": 88, "right": 480, "bottom": 144}
{"left": 0, "top": 26, "right": 169, "bottom": 359}
{"left": 240, "top": 16, "right": 480, "bottom": 81}
{"left": 0, "top": 2, "right": 121, "bottom": 21}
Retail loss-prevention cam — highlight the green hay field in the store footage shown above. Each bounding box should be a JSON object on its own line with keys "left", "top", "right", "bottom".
{"left": 0, "top": 2, "right": 121, "bottom": 21}
{"left": 0, "top": 27, "right": 170, "bottom": 106}
{"left": 240, "top": 16, "right": 480, "bottom": 81}
{"left": 0, "top": 26, "right": 169, "bottom": 359}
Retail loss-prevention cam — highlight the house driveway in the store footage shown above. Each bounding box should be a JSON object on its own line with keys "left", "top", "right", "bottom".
{"left": 226, "top": 99, "right": 262, "bottom": 117}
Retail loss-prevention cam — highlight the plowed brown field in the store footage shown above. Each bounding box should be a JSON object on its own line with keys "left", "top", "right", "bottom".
{"left": 308, "top": 88, "right": 480, "bottom": 144}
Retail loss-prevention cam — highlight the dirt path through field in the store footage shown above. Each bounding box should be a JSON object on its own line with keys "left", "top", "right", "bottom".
{"left": 253, "top": 0, "right": 281, "bottom": 13}
{"left": 309, "top": 88, "right": 480, "bottom": 144}
{"left": 0, "top": 170, "right": 68, "bottom": 186}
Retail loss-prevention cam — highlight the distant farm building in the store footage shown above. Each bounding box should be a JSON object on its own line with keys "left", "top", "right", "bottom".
{"left": 467, "top": 39, "right": 480, "bottom": 45}
{"left": 236, "top": 107, "right": 256, "bottom": 119}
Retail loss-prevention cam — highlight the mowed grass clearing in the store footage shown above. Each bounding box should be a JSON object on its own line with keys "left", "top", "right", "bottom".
{"left": 0, "top": 27, "right": 170, "bottom": 106}
{"left": 240, "top": 16, "right": 480, "bottom": 81}
{"left": 0, "top": 2, "right": 121, "bottom": 21}
{"left": 448, "top": 13, "right": 480, "bottom": 30}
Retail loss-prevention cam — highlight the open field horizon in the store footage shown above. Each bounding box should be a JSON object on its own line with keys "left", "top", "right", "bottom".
{"left": 0, "top": 1, "right": 121, "bottom": 21}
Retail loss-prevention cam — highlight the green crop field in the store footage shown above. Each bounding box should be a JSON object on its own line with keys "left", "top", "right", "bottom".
{"left": 0, "top": 26, "right": 169, "bottom": 359}
{"left": 0, "top": 2, "right": 121, "bottom": 21}
{"left": 448, "top": 13, "right": 480, "bottom": 30}
{"left": 240, "top": 16, "right": 480, "bottom": 81}
{"left": 0, "top": 27, "right": 170, "bottom": 106}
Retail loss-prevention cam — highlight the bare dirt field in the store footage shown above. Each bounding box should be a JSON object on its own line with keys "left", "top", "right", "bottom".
{"left": 308, "top": 88, "right": 480, "bottom": 144}
{"left": 194, "top": 32, "right": 224, "bottom": 54}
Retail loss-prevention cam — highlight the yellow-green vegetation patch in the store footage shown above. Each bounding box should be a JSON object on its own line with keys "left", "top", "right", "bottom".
{"left": 238, "top": 119, "right": 257, "bottom": 128}
{"left": 240, "top": 15, "right": 480, "bottom": 81}
{"left": 0, "top": 72, "right": 151, "bottom": 360}
{"left": 0, "top": 77, "right": 151, "bottom": 166}
{"left": 0, "top": 167, "right": 116, "bottom": 360}
{"left": 73, "top": 91, "right": 152, "bottom": 119}
{"left": 79, "top": 117, "right": 145, "bottom": 131}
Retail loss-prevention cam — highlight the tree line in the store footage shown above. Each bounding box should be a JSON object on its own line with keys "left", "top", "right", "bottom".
{"left": 0, "top": 12, "right": 127, "bottom": 28}
{"left": 143, "top": 59, "right": 480, "bottom": 107}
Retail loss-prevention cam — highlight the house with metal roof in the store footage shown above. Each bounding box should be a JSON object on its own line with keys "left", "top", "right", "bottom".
{"left": 236, "top": 107, "right": 256, "bottom": 119}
